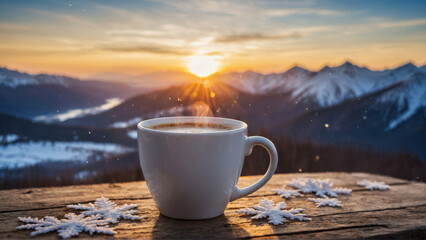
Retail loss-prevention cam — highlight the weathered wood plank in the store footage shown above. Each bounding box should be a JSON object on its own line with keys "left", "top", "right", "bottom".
{"left": 0, "top": 172, "right": 408, "bottom": 212}
{"left": 1, "top": 204, "right": 425, "bottom": 239}
{"left": 0, "top": 172, "right": 424, "bottom": 239}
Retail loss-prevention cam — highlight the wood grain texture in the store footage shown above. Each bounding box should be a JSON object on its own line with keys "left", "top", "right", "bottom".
{"left": 0, "top": 172, "right": 424, "bottom": 239}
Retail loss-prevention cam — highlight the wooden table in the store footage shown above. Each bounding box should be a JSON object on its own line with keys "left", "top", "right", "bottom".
{"left": 1, "top": 172, "right": 425, "bottom": 239}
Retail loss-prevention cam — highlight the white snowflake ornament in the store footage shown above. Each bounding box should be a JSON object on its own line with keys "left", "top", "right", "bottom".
{"left": 287, "top": 178, "right": 352, "bottom": 198}
{"left": 67, "top": 197, "right": 142, "bottom": 223}
{"left": 235, "top": 198, "right": 311, "bottom": 225}
{"left": 357, "top": 180, "right": 390, "bottom": 190}
{"left": 274, "top": 189, "right": 301, "bottom": 199}
{"left": 17, "top": 213, "right": 115, "bottom": 239}
{"left": 308, "top": 197, "right": 341, "bottom": 207}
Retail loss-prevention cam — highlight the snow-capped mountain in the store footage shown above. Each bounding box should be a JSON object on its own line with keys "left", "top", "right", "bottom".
{"left": 0, "top": 67, "right": 143, "bottom": 118}
{"left": 219, "top": 63, "right": 425, "bottom": 159}
{"left": 219, "top": 62, "right": 420, "bottom": 107}
{"left": 289, "top": 62, "right": 382, "bottom": 106}
{"left": 218, "top": 66, "right": 312, "bottom": 95}
{"left": 273, "top": 75, "right": 425, "bottom": 160}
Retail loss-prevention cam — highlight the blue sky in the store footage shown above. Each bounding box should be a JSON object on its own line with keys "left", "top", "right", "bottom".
{"left": 0, "top": 0, "right": 425, "bottom": 78}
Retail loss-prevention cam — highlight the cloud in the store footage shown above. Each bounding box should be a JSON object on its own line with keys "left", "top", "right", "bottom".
{"left": 106, "top": 30, "right": 167, "bottom": 37}
{"left": 205, "top": 51, "right": 227, "bottom": 56}
{"left": 202, "top": 51, "right": 247, "bottom": 57}
{"left": 335, "top": 18, "right": 426, "bottom": 35}
{"left": 377, "top": 18, "right": 426, "bottom": 28}
{"left": 100, "top": 44, "right": 190, "bottom": 55}
{"left": 265, "top": 8, "right": 342, "bottom": 17}
{"left": 215, "top": 33, "right": 301, "bottom": 43}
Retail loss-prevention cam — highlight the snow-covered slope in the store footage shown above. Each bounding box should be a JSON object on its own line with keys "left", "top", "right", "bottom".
{"left": 0, "top": 67, "right": 74, "bottom": 88}
{"left": 218, "top": 67, "right": 312, "bottom": 94}
{"left": 377, "top": 71, "right": 426, "bottom": 130}
{"left": 290, "top": 63, "right": 381, "bottom": 106}
{"left": 219, "top": 62, "right": 420, "bottom": 107}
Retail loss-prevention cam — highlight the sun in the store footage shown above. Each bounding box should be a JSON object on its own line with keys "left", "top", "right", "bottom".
{"left": 186, "top": 55, "right": 219, "bottom": 78}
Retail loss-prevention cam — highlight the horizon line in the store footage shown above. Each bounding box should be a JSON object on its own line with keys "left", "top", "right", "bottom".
{"left": 1, "top": 60, "right": 425, "bottom": 81}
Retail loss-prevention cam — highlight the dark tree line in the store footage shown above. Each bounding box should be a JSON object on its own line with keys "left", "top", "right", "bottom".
{"left": 1, "top": 133, "right": 424, "bottom": 190}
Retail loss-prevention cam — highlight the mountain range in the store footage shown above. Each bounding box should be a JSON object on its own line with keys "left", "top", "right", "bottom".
{"left": 0, "top": 67, "right": 143, "bottom": 118}
{"left": 218, "top": 62, "right": 423, "bottom": 108}
{"left": 1, "top": 62, "right": 425, "bottom": 161}
{"left": 59, "top": 62, "right": 425, "bottom": 159}
{"left": 217, "top": 62, "right": 425, "bottom": 130}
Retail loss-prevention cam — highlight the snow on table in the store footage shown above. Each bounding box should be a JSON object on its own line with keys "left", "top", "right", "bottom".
{"left": 0, "top": 172, "right": 425, "bottom": 239}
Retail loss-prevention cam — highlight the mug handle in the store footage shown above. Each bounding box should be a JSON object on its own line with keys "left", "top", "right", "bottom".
{"left": 230, "top": 136, "right": 278, "bottom": 201}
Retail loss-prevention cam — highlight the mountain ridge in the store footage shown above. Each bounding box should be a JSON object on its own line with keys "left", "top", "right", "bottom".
{"left": 217, "top": 61, "right": 422, "bottom": 108}
{"left": 0, "top": 67, "right": 144, "bottom": 118}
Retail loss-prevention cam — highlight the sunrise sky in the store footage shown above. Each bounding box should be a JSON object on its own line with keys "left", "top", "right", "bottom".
{"left": 0, "top": 0, "right": 425, "bottom": 80}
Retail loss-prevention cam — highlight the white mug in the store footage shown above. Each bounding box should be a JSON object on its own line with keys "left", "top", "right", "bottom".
{"left": 137, "top": 116, "right": 278, "bottom": 220}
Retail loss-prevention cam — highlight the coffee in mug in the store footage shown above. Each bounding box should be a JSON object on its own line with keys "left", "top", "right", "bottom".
{"left": 148, "top": 122, "right": 235, "bottom": 133}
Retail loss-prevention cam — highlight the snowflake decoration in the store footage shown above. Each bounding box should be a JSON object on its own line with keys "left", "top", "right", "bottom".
{"left": 308, "top": 197, "right": 341, "bottom": 207}
{"left": 18, "top": 197, "right": 141, "bottom": 239}
{"left": 357, "top": 180, "right": 390, "bottom": 190}
{"left": 17, "top": 213, "right": 115, "bottom": 239}
{"left": 274, "top": 189, "right": 301, "bottom": 199}
{"left": 235, "top": 198, "right": 311, "bottom": 225}
{"left": 287, "top": 178, "right": 352, "bottom": 198}
{"left": 67, "top": 197, "right": 142, "bottom": 223}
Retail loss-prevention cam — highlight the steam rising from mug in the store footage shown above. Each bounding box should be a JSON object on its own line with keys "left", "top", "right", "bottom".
{"left": 185, "top": 101, "right": 214, "bottom": 126}
{"left": 173, "top": 79, "right": 220, "bottom": 125}
{"left": 192, "top": 101, "right": 214, "bottom": 118}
